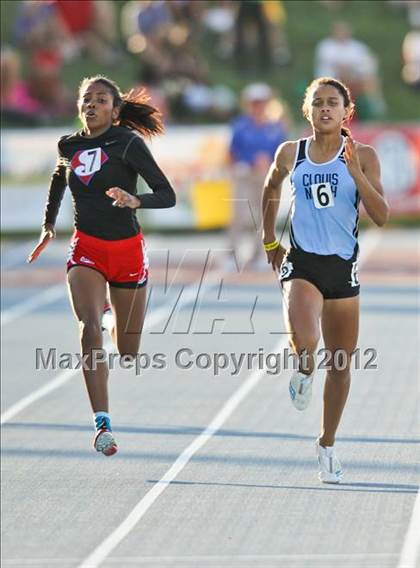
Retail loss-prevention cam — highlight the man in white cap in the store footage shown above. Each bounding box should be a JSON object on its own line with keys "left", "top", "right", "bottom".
{"left": 227, "top": 82, "right": 289, "bottom": 270}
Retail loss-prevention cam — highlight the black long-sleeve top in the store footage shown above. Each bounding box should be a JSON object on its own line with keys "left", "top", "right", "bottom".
{"left": 43, "top": 125, "right": 176, "bottom": 240}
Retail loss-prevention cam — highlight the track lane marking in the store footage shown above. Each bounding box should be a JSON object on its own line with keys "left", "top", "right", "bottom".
{"left": 78, "top": 230, "right": 383, "bottom": 567}
{"left": 78, "top": 336, "right": 288, "bottom": 568}
{"left": 0, "top": 270, "right": 221, "bottom": 424}
{"left": 1, "top": 283, "right": 66, "bottom": 327}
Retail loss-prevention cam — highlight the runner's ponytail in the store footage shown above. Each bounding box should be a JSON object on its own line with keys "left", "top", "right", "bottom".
{"left": 118, "top": 89, "right": 164, "bottom": 137}
{"left": 341, "top": 125, "right": 352, "bottom": 137}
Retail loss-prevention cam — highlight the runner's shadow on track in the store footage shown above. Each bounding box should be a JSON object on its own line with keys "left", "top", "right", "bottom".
{"left": 1, "top": 422, "right": 311, "bottom": 441}
{"left": 2, "top": 446, "right": 418, "bottom": 478}
{"left": 148, "top": 479, "right": 419, "bottom": 494}
{"left": 3, "top": 423, "right": 420, "bottom": 445}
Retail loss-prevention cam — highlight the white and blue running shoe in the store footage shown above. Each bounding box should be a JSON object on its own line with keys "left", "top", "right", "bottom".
{"left": 316, "top": 438, "right": 343, "bottom": 484}
{"left": 289, "top": 371, "right": 313, "bottom": 411}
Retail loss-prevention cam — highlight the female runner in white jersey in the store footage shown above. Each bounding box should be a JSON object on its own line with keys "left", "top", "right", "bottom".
{"left": 262, "top": 77, "right": 389, "bottom": 483}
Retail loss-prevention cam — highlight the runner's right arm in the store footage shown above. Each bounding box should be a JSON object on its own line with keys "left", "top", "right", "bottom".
{"left": 262, "top": 141, "right": 295, "bottom": 270}
{"left": 27, "top": 139, "right": 67, "bottom": 263}
{"left": 42, "top": 139, "right": 68, "bottom": 229}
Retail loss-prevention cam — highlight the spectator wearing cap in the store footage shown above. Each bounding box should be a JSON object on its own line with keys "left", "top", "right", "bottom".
{"left": 227, "top": 83, "right": 289, "bottom": 270}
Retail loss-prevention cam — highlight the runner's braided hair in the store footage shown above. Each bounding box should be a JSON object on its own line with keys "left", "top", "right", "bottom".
{"left": 78, "top": 75, "right": 164, "bottom": 137}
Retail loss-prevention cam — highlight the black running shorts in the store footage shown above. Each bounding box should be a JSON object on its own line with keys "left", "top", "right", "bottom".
{"left": 279, "top": 247, "right": 360, "bottom": 299}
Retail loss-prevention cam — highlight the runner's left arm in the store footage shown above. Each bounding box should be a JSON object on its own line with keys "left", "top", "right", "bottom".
{"left": 344, "top": 139, "right": 389, "bottom": 226}
{"left": 123, "top": 136, "right": 176, "bottom": 208}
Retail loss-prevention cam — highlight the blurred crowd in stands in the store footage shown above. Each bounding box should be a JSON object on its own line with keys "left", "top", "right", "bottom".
{"left": 390, "top": 0, "right": 420, "bottom": 90}
{"left": 314, "top": 21, "right": 386, "bottom": 120}
{"left": 1, "top": 0, "right": 418, "bottom": 127}
{"left": 1, "top": 0, "right": 120, "bottom": 124}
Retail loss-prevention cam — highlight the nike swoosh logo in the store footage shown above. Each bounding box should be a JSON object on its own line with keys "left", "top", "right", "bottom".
{"left": 129, "top": 272, "right": 139, "bottom": 277}
{"left": 80, "top": 256, "right": 95, "bottom": 265}
{"left": 104, "top": 140, "right": 117, "bottom": 146}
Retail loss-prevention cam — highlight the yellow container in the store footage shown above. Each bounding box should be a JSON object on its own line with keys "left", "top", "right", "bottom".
{"left": 192, "top": 179, "right": 233, "bottom": 230}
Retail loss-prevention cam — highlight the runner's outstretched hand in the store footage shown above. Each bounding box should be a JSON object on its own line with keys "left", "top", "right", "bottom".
{"left": 27, "top": 224, "right": 56, "bottom": 263}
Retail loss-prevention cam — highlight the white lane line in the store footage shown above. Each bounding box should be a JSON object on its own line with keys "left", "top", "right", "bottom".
{"left": 1, "top": 283, "right": 66, "bottom": 327}
{"left": 0, "top": 273, "right": 221, "bottom": 425}
{"left": 0, "top": 229, "right": 381, "bottom": 423}
{"left": 0, "top": 345, "right": 112, "bottom": 426}
{"left": 0, "top": 228, "right": 381, "bottom": 330}
{"left": 0, "top": 229, "right": 384, "bottom": 563}
{"left": 0, "top": 247, "right": 220, "bottom": 328}
{"left": 77, "top": 228, "right": 383, "bottom": 568}
{"left": 397, "top": 488, "right": 420, "bottom": 568}
{"left": 78, "top": 335, "right": 288, "bottom": 568}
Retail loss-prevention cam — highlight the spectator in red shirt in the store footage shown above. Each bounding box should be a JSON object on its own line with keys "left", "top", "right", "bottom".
{"left": 53, "top": 0, "right": 120, "bottom": 65}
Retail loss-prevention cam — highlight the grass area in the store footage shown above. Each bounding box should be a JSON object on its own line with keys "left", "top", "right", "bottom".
{"left": 1, "top": 0, "right": 418, "bottom": 122}
{"left": 282, "top": 0, "right": 419, "bottom": 121}
{"left": 202, "top": 0, "right": 419, "bottom": 122}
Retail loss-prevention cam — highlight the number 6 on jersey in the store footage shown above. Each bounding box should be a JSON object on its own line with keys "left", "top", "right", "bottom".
{"left": 311, "top": 182, "right": 334, "bottom": 209}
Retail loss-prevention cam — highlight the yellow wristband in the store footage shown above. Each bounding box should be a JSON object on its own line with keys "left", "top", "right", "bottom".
{"left": 264, "top": 239, "right": 279, "bottom": 251}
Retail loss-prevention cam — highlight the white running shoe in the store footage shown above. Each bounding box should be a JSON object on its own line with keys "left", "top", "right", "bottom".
{"left": 289, "top": 371, "right": 313, "bottom": 410}
{"left": 94, "top": 429, "right": 118, "bottom": 456}
{"left": 316, "top": 439, "right": 343, "bottom": 483}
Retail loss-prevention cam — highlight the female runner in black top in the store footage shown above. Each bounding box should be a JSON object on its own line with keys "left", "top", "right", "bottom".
{"left": 28, "top": 75, "right": 176, "bottom": 456}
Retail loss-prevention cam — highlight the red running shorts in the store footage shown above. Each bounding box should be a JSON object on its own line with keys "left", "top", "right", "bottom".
{"left": 67, "top": 230, "right": 148, "bottom": 288}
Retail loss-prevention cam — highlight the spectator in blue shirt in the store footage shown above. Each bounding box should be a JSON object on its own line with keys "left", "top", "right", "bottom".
{"left": 227, "top": 83, "right": 289, "bottom": 270}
